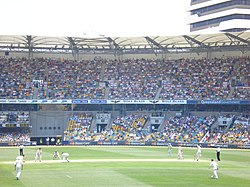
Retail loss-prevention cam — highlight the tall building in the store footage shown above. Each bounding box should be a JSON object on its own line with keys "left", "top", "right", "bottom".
{"left": 188, "top": 0, "right": 250, "bottom": 33}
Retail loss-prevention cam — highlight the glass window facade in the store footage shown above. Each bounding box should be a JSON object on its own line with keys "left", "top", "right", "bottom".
{"left": 191, "top": 14, "right": 250, "bottom": 29}
{"left": 221, "top": 28, "right": 249, "bottom": 32}
{"left": 191, "top": 0, "right": 210, "bottom": 4}
{"left": 191, "top": 0, "right": 250, "bottom": 15}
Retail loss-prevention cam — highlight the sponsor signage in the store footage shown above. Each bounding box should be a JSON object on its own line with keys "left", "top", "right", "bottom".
{"left": 7, "top": 139, "right": 248, "bottom": 149}
{"left": 107, "top": 100, "right": 187, "bottom": 104}
{"left": 187, "top": 100, "right": 198, "bottom": 104}
{"left": 72, "top": 100, "right": 89, "bottom": 104}
{"left": 200, "top": 100, "right": 243, "bottom": 104}
{"left": 0, "top": 99, "right": 72, "bottom": 104}
{"left": 90, "top": 100, "right": 107, "bottom": 104}
{"left": 0, "top": 99, "right": 249, "bottom": 105}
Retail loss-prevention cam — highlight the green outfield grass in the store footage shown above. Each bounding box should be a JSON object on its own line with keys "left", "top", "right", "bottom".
{"left": 0, "top": 146, "right": 249, "bottom": 187}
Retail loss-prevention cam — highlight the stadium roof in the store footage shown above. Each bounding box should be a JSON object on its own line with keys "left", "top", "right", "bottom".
{"left": 1, "top": 31, "right": 250, "bottom": 55}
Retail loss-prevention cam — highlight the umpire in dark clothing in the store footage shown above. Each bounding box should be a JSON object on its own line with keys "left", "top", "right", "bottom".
{"left": 216, "top": 146, "right": 221, "bottom": 161}
{"left": 19, "top": 144, "right": 24, "bottom": 156}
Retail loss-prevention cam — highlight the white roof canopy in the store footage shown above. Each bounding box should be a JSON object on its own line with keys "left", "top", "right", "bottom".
{"left": 1, "top": 31, "right": 250, "bottom": 54}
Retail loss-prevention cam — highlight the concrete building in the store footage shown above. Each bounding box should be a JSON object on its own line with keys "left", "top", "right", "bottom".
{"left": 188, "top": 0, "right": 250, "bottom": 33}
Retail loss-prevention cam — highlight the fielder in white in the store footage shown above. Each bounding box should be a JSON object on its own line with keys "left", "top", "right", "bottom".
{"left": 194, "top": 144, "right": 202, "bottom": 161}
{"left": 35, "top": 148, "right": 42, "bottom": 162}
{"left": 14, "top": 156, "right": 24, "bottom": 180}
{"left": 168, "top": 143, "right": 172, "bottom": 157}
{"left": 209, "top": 159, "right": 219, "bottom": 179}
{"left": 177, "top": 146, "right": 183, "bottom": 160}
{"left": 62, "top": 152, "right": 70, "bottom": 162}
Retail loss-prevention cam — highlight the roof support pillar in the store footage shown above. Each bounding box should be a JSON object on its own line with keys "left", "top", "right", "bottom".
{"left": 225, "top": 33, "right": 250, "bottom": 54}
{"left": 145, "top": 36, "right": 166, "bottom": 57}
{"left": 26, "top": 35, "right": 33, "bottom": 60}
{"left": 68, "top": 37, "right": 79, "bottom": 61}
{"left": 106, "top": 37, "right": 122, "bottom": 57}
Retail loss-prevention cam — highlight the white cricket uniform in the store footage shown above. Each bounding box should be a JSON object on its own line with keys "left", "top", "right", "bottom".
{"left": 16, "top": 156, "right": 24, "bottom": 161}
{"left": 196, "top": 145, "right": 202, "bottom": 160}
{"left": 168, "top": 144, "right": 172, "bottom": 157}
{"left": 209, "top": 161, "right": 219, "bottom": 179}
{"left": 15, "top": 158, "right": 23, "bottom": 179}
{"left": 35, "top": 149, "right": 42, "bottom": 162}
{"left": 177, "top": 147, "right": 183, "bottom": 160}
{"left": 62, "top": 153, "right": 69, "bottom": 162}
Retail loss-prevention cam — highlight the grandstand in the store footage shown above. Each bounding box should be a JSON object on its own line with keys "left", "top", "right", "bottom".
{"left": 0, "top": 31, "right": 249, "bottom": 149}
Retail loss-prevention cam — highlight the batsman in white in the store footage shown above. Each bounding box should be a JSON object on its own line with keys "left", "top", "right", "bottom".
{"left": 53, "top": 150, "right": 61, "bottom": 160}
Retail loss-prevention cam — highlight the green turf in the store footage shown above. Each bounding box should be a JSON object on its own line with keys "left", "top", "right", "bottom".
{"left": 0, "top": 146, "right": 249, "bottom": 187}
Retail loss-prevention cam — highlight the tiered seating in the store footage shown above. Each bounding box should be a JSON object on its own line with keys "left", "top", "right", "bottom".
{"left": 105, "top": 114, "right": 148, "bottom": 141}
{"left": 151, "top": 115, "right": 214, "bottom": 143}
{"left": 62, "top": 112, "right": 250, "bottom": 145}
{"left": 159, "top": 58, "right": 234, "bottom": 99}
{"left": 232, "top": 58, "right": 250, "bottom": 99}
{"left": 208, "top": 114, "right": 250, "bottom": 144}
{"left": 1, "top": 57, "right": 249, "bottom": 100}
{"left": 63, "top": 113, "right": 94, "bottom": 142}
{"left": 106, "top": 59, "right": 162, "bottom": 99}
{"left": 0, "top": 128, "right": 31, "bottom": 143}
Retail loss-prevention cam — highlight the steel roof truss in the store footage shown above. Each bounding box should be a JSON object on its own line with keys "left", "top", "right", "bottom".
{"left": 183, "top": 35, "right": 208, "bottom": 48}
{"left": 225, "top": 33, "right": 250, "bottom": 46}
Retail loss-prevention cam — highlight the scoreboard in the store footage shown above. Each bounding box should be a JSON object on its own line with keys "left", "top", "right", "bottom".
{"left": 0, "top": 123, "right": 30, "bottom": 128}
